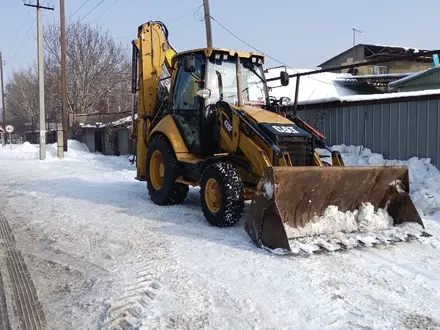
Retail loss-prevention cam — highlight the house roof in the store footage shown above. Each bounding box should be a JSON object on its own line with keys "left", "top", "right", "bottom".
{"left": 388, "top": 66, "right": 440, "bottom": 89}
{"left": 318, "top": 43, "right": 432, "bottom": 68}
{"left": 265, "top": 67, "right": 380, "bottom": 106}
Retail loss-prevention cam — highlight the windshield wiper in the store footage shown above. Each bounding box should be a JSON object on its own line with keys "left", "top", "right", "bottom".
{"left": 243, "top": 62, "right": 265, "bottom": 83}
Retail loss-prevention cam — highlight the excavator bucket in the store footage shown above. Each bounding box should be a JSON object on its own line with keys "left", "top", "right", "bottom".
{"left": 244, "top": 166, "right": 430, "bottom": 255}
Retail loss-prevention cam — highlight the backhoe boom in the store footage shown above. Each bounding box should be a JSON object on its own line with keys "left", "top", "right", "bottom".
{"left": 131, "top": 21, "right": 176, "bottom": 180}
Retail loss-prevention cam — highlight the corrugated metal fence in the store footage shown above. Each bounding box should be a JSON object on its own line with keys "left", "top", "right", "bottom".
{"left": 297, "top": 97, "right": 440, "bottom": 167}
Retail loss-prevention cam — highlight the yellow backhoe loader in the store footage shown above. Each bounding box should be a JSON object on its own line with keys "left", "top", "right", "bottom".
{"left": 130, "top": 21, "right": 430, "bottom": 255}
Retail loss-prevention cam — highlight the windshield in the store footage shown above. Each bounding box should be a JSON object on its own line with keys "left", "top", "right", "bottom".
{"left": 205, "top": 57, "right": 268, "bottom": 107}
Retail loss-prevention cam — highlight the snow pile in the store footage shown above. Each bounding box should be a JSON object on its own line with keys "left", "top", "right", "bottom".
{"left": 0, "top": 139, "right": 92, "bottom": 161}
{"left": 286, "top": 203, "right": 393, "bottom": 238}
{"left": 317, "top": 145, "right": 440, "bottom": 217}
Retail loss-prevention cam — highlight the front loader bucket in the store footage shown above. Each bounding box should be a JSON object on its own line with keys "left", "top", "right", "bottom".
{"left": 244, "top": 166, "right": 428, "bottom": 254}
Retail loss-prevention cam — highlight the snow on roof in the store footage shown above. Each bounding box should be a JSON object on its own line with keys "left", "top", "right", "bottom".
{"left": 80, "top": 114, "right": 136, "bottom": 129}
{"left": 111, "top": 115, "right": 134, "bottom": 126}
{"left": 340, "top": 88, "right": 440, "bottom": 103}
{"left": 266, "top": 68, "right": 361, "bottom": 105}
{"left": 365, "top": 44, "right": 426, "bottom": 52}
{"left": 266, "top": 67, "right": 440, "bottom": 105}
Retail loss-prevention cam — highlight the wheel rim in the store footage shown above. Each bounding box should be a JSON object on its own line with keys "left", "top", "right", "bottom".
{"left": 205, "top": 178, "right": 222, "bottom": 213}
{"left": 150, "top": 150, "right": 165, "bottom": 190}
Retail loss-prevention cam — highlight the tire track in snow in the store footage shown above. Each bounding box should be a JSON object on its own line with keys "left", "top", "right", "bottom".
{"left": 100, "top": 221, "right": 257, "bottom": 330}
{"left": 0, "top": 211, "right": 46, "bottom": 330}
{"left": 100, "top": 252, "right": 219, "bottom": 329}
{"left": 101, "top": 261, "right": 165, "bottom": 330}
{"left": 0, "top": 267, "right": 11, "bottom": 330}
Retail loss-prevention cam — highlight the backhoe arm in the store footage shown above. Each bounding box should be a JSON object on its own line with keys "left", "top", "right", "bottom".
{"left": 131, "top": 21, "right": 177, "bottom": 180}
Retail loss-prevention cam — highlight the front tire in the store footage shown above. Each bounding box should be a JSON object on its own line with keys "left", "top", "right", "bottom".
{"left": 200, "top": 162, "right": 244, "bottom": 227}
{"left": 146, "top": 135, "right": 188, "bottom": 205}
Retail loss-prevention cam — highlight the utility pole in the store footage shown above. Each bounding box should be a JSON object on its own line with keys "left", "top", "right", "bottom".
{"left": 24, "top": 0, "right": 54, "bottom": 160}
{"left": 60, "top": 0, "right": 67, "bottom": 156}
{"left": 203, "top": 0, "right": 213, "bottom": 47}
{"left": 0, "top": 52, "right": 5, "bottom": 126}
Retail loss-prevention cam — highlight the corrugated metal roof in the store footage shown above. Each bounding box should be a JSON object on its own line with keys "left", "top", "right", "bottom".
{"left": 389, "top": 66, "right": 440, "bottom": 88}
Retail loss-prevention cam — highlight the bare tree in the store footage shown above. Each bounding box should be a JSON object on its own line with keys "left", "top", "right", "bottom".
{"left": 5, "top": 60, "right": 64, "bottom": 132}
{"left": 5, "top": 21, "right": 131, "bottom": 131}
{"left": 44, "top": 20, "right": 131, "bottom": 116}
{"left": 5, "top": 67, "right": 39, "bottom": 132}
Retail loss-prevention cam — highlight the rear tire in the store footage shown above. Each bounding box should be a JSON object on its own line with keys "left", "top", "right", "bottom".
{"left": 200, "top": 162, "right": 244, "bottom": 227}
{"left": 146, "top": 135, "right": 189, "bottom": 205}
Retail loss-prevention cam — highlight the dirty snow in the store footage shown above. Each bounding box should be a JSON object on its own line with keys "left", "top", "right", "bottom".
{"left": 1, "top": 141, "right": 440, "bottom": 329}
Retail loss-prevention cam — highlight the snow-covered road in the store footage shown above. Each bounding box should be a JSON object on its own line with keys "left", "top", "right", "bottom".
{"left": 1, "top": 141, "right": 440, "bottom": 330}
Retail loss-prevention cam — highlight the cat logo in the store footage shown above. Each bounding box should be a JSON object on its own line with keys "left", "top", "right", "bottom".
{"left": 272, "top": 125, "right": 299, "bottom": 134}
{"left": 224, "top": 119, "right": 233, "bottom": 133}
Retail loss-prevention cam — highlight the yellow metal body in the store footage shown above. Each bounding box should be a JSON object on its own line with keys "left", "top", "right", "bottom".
{"left": 132, "top": 22, "right": 177, "bottom": 180}
{"left": 132, "top": 21, "right": 269, "bottom": 181}
{"left": 131, "top": 20, "right": 344, "bottom": 189}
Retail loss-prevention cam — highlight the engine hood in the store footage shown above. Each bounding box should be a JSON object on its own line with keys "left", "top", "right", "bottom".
{"left": 235, "top": 105, "right": 293, "bottom": 125}
{"left": 232, "top": 105, "right": 312, "bottom": 138}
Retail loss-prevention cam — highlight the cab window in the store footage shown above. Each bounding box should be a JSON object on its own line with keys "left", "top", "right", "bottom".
{"left": 173, "top": 56, "right": 203, "bottom": 110}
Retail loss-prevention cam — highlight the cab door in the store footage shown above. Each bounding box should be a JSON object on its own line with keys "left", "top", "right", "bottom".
{"left": 170, "top": 56, "right": 204, "bottom": 154}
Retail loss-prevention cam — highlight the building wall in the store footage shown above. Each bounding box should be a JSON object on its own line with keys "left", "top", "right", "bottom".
{"left": 77, "top": 126, "right": 134, "bottom": 156}
{"left": 117, "top": 129, "right": 134, "bottom": 155}
{"left": 398, "top": 84, "right": 440, "bottom": 92}
{"left": 297, "top": 98, "right": 440, "bottom": 167}
{"left": 78, "top": 129, "right": 96, "bottom": 152}
{"left": 384, "top": 61, "right": 432, "bottom": 74}
{"left": 321, "top": 52, "right": 431, "bottom": 75}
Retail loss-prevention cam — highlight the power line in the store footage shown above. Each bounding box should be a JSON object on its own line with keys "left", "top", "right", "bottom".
{"left": 209, "top": 15, "right": 332, "bottom": 86}
{"left": 6, "top": 17, "right": 37, "bottom": 63}
{"left": 8, "top": 7, "right": 32, "bottom": 50}
{"left": 169, "top": 4, "right": 203, "bottom": 23}
{"left": 171, "top": 6, "right": 204, "bottom": 36}
{"left": 92, "top": 0, "right": 119, "bottom": 22}
{"left": 69, "top": 0, "right": 92, "bottom": 19}
{"left": 77, "top": 0, "right": 105, "bottom": 23}
{"left": 175, "top": 22, "right": 200, "bottom": 35}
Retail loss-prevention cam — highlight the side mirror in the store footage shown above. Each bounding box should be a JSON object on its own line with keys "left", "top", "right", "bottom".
{"left": 280, "top": 71, "right": 289, "bottom": 86}
{"left": 280, "top": 97, "right": 291, "bottom": 106}
{"left": 183, "top": 55, "right": 196, "bottom": 73}
{"left": 197, "top": 88, "right": 211, "bottom": 99}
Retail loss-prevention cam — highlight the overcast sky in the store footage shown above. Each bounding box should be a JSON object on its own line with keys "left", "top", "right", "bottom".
{"left": 0, "top": 0, "right": 438, "bottom": 83}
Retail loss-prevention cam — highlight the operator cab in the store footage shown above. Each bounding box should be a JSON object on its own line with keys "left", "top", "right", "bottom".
{"left": 169, "top": 48, "right": 290, "bottom": 156}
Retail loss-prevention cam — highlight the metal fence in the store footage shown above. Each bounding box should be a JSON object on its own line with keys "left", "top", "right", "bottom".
{"left": 73, "top": 95, "right": 440, "bottom": 168}
{"left": 297, "top": 97, "right": 440, "bottom": 167}
{"left": 77, "top": 126, "right": 134, "bottom": 156}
